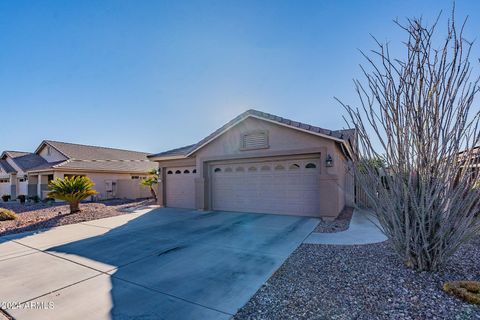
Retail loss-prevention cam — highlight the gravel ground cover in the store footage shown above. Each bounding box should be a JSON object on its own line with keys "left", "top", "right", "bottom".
{"left": 235, "top": 237, "right": 480, "bottom": 320}
{"left": 314, "top": 207, "right": 353, "bottom": 233}
{"left": 0, "top": 199, "right": 152, "bottom": 236}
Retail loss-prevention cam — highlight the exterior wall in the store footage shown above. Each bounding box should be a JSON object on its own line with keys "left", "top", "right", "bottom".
{"left": 156, "top": 117, "right": 352, "bottom": 218}
{"left": 0, "top": 167, "right": 11, "bottom": 196}
{"left": 18, "top": 180, "right": 28, "bottom": 196}
{"left": 116, "top": 179, "right": 151, "bottom": 199}
{"left": 9, "top": 174, "right": 16, "bottom": 199}
{"left": 38, "top": 145, "right": 68, "bottom": 163}
{"left": 55, "top": 171, "right": 149, "bottom": 200}
{"left": 0, "top": 181, "right": 10, "bottom": 196}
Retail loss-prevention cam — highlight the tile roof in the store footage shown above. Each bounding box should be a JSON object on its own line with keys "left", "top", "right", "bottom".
{"left": 44, "top": 140, "right": 151, "bottom": 161}
{"left": 147, "top": 144, "right": 196, "bottom": 159}
{"left": 149, "top": 109, "right": 355, "bottom": 159}
{"left": 4, "top": 151, "right": 29, "bottom": 158}
{"left": 11, "top": 154, "right": 49, "bottom": 172}
{"left": 30, "top": 140, "right": 158, "bottom": 173}
{"left": 0, "top": 160, "right": 16, "bottom": 174}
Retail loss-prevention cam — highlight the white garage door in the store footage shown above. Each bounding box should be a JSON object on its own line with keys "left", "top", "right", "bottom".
{"left": 166, "top": 167, "right": 197, "bottom": 209}
{"left": 211, "top": 158, "right": 320, "bottom": 216}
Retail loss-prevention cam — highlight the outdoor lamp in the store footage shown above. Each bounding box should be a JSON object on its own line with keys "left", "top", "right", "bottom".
{"left": 326, "top": 154, "right": 333, "bottom": 167}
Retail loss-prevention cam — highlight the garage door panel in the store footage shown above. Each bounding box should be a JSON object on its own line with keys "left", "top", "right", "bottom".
{"left": 212, "top": 158, "right": 320, "bottom": 217}
{"left": 166, "top": 167, "right": 197, "bottom": 209}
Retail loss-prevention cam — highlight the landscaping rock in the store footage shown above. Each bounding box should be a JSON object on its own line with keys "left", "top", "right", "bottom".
{"left": 314, "top": 207, "right": 353, "bottom": 233}
{"left": 0, "top": 199, "right": 152, "bottom": 236}
{"left": 235, "top": 237, "right": 480, "bottom": 319}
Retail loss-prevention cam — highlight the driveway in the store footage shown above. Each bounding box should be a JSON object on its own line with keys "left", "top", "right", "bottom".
{"left": 0, "top": 208, "right": 318, "bottom": 320}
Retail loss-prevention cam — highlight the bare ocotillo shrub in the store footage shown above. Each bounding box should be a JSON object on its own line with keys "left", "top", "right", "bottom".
{"left": 339, "top": 12, "right": 480, "bottom": 271}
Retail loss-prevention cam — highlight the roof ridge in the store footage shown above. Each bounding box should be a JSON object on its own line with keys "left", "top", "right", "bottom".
{"left": 44, "top": 140, "right": 151, "bottom": 155}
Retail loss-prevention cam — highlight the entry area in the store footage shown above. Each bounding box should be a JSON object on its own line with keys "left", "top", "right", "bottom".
{"left": 211, "top": 157, "right": 321, "bottom": 216}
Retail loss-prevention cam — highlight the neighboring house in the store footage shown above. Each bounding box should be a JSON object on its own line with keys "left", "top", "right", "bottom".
{"left": 148, "top": 109, "right": 355, "bottom": 219}
{"left": 26, "top": 140, "right": 158, "bottom": 200}
{"left": 0, "top": 151, "right": 47, "bottom": 199}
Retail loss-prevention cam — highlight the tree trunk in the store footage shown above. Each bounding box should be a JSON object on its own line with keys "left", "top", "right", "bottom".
{"left": 150, "top": 187, "right": 157, "bottom": 202}
{"left": 69, "top": 201, "right": 80, "bottom": 214}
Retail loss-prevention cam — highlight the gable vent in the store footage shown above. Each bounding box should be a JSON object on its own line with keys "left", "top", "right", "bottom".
{"left": 241, "top": 131, "right": 268, "bottom": 150}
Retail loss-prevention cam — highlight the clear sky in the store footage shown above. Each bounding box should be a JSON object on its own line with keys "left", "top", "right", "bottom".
{"left": 0, "top": 0, "right": 479, "bottom": 154}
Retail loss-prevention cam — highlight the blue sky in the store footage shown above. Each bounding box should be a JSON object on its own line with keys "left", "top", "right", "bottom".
{"left": 0, "top": 0, "right": 479, "bottom": 153}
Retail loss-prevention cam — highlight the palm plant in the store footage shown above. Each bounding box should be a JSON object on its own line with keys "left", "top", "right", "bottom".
{"left": 48, "top": 176, "right": 98, "bottom": 213}
{"left": 140, "top": 169, "right": 158, "bottom": 202}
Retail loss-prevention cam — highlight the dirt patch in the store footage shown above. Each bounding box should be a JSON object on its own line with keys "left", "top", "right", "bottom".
{"left": 314, "top": 206, "right": 354, "bottom": 233}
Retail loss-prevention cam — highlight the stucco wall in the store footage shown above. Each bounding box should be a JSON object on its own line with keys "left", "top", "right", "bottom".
{"left": 117, "top": 179, "right": 151, "bottom": 199}
{"left": 39, "top": 145, "right": 68, "bottom": 163}
{"left": 56, "top": 171, "right": 149, "bottom": 200}
{"left": 0, "top": 182, "right": 10, "bottom": 196}
{"left": 18, "top": 180, "right": 28, "bottom": 196}
{"left": 156, "top": 117, "right": 352, "bottom": 218}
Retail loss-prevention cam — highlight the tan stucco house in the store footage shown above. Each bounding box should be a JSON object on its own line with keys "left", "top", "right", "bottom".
{"left": 148, "top": 109, "right": 355, "bottom": 219}
{"left": 1, "top": 141, "right": 158, "bottom": 201}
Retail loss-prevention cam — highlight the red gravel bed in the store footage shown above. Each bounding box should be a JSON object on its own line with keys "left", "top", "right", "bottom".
{"left": 0, "top": 199, "right": 152, "bottom": 236}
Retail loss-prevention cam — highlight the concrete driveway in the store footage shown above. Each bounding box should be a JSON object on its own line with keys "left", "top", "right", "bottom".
{"left": 0, "top": 208, "right": 318, "bottom": 320}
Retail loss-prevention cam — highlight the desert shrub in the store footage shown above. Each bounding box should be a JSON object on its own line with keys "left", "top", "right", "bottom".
{"left": 17, "top": 195, "right": 26, "bottom": 203}
{"left": 48, "top": 176, "right": 98, "bottom": 213}
{"left": 0, "top": 208, "right": 17, "bottom": 221}
{"left": 28, "top": 195, "right": 40, "bottom": 203}
{"left": 443, "top": 281, "right": 480, "bottom": 305}
{"left": 341, "top": 11, "right": 480, "bottom": 271}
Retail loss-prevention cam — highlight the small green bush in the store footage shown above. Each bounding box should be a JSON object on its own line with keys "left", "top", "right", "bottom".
{"left": 28, "top": 195, "right": 40, "bottom": 203}
{"left": 17, "top": 194, "right": 26, "bottom": 203}
{"left": 443, "top": 281, "right": 480, "bottom": 305}
{"left": 0, "top": 208, "right": 18, "bottom": 221}
{"left": 1, "top": 194, "right": 10, "bottom": 202}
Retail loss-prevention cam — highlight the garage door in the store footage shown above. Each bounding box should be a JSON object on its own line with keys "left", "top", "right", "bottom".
{"left": 166, "top": 167, "right": 197, "bottom": 209}
{"left": 211, "top": 158, "right": 320, "bottom": 216}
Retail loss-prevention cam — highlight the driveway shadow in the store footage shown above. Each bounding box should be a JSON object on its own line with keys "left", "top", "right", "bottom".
{"left": 12, "top": 209, "right": 318, "bottom": 319}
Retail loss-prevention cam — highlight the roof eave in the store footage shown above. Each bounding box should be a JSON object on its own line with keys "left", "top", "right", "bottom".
{"left": 148, "top": 155, "right": 189, "bottom": 162}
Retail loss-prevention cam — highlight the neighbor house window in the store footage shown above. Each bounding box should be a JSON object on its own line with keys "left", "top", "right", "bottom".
{"left": 175, "top": 170, "right": 181, "bottom": 174}
{"left": 47, "top": 146, "right": 51, "bottom": 156}
{"left": 305, "top": 163, "right": 317, "bottom": 169}
{"left": 214, "top": 168, "right": 221, "bottom": 173}
{"left": 183, "top": 170, "right": 190, "bottom": 174}
{"left": 240, "top": 130, "right": 268, "bottom": 150}
{"left": 167, "top": 170, "right": 173, "bottom": 174}
{"left": 131, "top": 176, "right": 140, "bottom": 180}
{"left": 192, "top": 169, "right": 197, "bottom": 174}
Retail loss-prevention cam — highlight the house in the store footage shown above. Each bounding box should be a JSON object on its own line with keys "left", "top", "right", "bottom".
{"left": 148, "top": 109, "right": 355, "bottom": 219}
{"left": 1, "top": 141, "right": 158, "bottom": 201}
{"left": 0, "top": 151, "right": 48, "bottom": 199}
